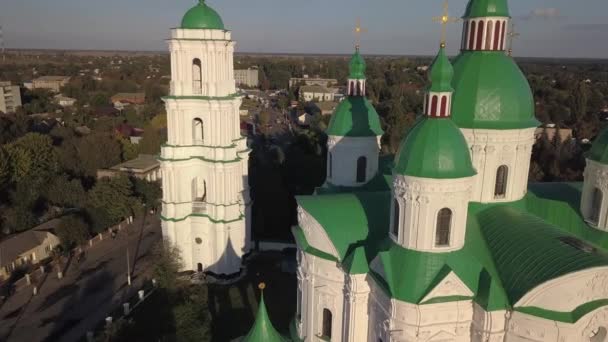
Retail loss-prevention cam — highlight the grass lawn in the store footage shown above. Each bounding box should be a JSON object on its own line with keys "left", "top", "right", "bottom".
{"left": 119, "top": 251, "right": 296, "bottom": 341}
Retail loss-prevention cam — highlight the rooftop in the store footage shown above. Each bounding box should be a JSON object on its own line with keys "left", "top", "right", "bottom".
{"left": 110, "top": 154, "right": 159, "bottom": 173}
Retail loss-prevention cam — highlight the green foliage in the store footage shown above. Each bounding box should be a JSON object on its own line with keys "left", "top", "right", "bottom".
{"left": 151, "top": 241, "right": 184, "bottom": 290}
{"left": 20, "top": 88, "right": 60, "bottom": 115}
{"left": 133, "top": 179, "right": 161, "bottom": 210}
{"left": 46, "top": 175, "right": 87, "bottom": 208}
{"left": 1, "top": 206, "right": 37, "bottom": 234}
{"left": 88, "top": 176, "right": 133, "bottom": 224}
{"left": 0, "top": 147, "right": 11, "bottom": 192}
{"left": 6, "top": 133, "right": 58, "bottom": 186}
{"left": 173, "top": 298, "right": 211, "bottom": 342}
{"left": 139, "top": 114, "right": 167, "bottom": 154}
{"left": 119, "top": 137, "right": 139, "bottom": 161}
{"left": 57, "top": 214, "right": 90, "bottom": 249}
{"left": 84, "top": 206, "right": 114, "bottom": 234}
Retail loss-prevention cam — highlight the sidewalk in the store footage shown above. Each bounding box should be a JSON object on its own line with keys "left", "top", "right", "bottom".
{"left": 0, "top": 215, "right": 162, "bottom": 342}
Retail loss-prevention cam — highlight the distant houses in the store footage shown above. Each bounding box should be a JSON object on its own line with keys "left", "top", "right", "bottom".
{"left": 0, "top": 81, "right": 22, "bottom": 113}
{"left": 111, "top": 93, "right": 146, "bottom": 107}
{"left": 32, "top": 76, "right": 70, "bottom": 93}
{"left": 0, "top": 219, "right": 61, "bottom": 280}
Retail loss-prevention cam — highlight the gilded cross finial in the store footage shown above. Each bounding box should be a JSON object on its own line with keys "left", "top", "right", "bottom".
{"left": 507, "top": 22, "right": 520, "bottom": 56}
{"left": 354, "top": 18, "right": 367, "bottom": 51}
{"left": 432, "top": 0, "right": 460, "bottom": 48}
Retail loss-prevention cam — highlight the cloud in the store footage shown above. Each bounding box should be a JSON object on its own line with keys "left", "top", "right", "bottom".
{"left": 520, "top": 8, "right": 561, "bottom": 21}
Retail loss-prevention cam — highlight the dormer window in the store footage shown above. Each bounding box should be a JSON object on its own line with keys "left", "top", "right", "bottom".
{"left": 435, "top": 208, "right": 452, "bottom": 247}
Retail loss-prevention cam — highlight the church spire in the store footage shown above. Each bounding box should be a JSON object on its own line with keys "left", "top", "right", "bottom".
{"left": 461, "top": 0, "right": 510, "bottom": 51}
{"left": 241, "top": 283, "right": 288, "bottom": 342}
{"left": 347, "top": 19, "right": 367, "bottom": 96}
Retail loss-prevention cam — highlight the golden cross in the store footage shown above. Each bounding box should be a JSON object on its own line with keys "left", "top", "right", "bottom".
{"left": 354, "top": 18, "right": 367, "bottom": 51}
{"left": 507, "top": 22, "right": 520, "bottom": 56}
{"left": 432, "top": 0, "right": 460, "bottom": 48}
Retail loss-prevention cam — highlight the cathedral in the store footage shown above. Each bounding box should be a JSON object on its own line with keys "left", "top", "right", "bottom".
{"left": 162, "top": 0, "right": 608, "bottom": 341}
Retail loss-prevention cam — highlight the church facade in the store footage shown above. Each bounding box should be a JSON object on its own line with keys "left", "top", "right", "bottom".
{"left": 160, "top": 0, "right": 251, "bottom": 275}
{"left": 291, "top": 0, "right": 608, "bottom": 341}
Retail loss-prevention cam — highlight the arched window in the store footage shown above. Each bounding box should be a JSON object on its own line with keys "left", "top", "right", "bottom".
{"left": 328, "top": 153, "right": 333, "bottom": 178}
{"left": 322, "top": 309, "right": 332, "bottom": 339}
{"left": 193, "top": 118, "right": 204, "bottom": 144}
{"left": 192, "top": 177, "right": 207, "bottom": 202}
{"left": 356, "top": 156, "right": 367, "bottom": 183}
{"left": 485, "top": 21, "right": 494, "bottom": 50}
{"left": 296, "top": 286, "right": 302, "bottom": 321}
{"left": 499, "top": 21, "right": 507, "bottom": 50}
{"left": 461, "top": 21, "right": 468, "bottom": 50}
{"left": 476, "top": 20, "right": 485, "bottom": 50}
{"left": 192, "top": 58, "right": 202, "bottom": 94}
{"left": 494, "top": 165, "right": 508, "bottom": 198}
{"left": 356, "top": 81, "right": 362, "bottom": 96}
{"left": 468, "top": 21, "right": 477, "bottom": 50}
{"left": 197, "top": 263, "right": 203, "bottom": 272}
{"left": 392, "top": 199, "right": 400, "bottom": 238}
{"left": 493, "top": 20, "right": 501, "bottom": 50}
{"left": 440, "top": 96, "right": 447, "bottom": 117}
{"left": 436, "top": 208, "right": 452, "bottom": 247}
{"left": 590, "top": 188, "right": 603, "bottom": 224}
{"left": 430, "top": 95, "right": 438, "bottom": 117}
{"left": 590, "top": 327, "right": 607, "bottom": 342}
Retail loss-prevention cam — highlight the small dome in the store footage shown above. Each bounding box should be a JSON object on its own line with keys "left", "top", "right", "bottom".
{"left": 181, "top": 0, "right": 225, "bottom": 30}
{"left": 394, "top": 118, "right": 476, "bottom": 179}
{"left": 326, "top": 97, "right": 383, "bottom": 137}
{"left": 589, "top": 128, "right": 608, "bottom": 164}
{"left": 428, "top": 47, "right": 454, "bottom": 93}
{"left": 451, "top": 51, "right": 539, "bottom": 130}
{"left": 464, "top": 0, "right": 510, "bottom": 18}
{"left": 349, "top": 50, "right": 366, "bottom": 80}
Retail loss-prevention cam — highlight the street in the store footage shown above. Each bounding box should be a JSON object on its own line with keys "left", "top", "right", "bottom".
{"left": 0, "top": 215, "right": 162, "bottom": 342}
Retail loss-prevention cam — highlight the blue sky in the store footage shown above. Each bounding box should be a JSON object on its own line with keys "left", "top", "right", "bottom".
{"left": 2, "top": 0, "right": 607, "bottom": 58}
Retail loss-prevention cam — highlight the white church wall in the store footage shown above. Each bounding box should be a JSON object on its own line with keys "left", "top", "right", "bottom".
{"left": 460, "top": 128, "right": 535, "bottom": 203}
{"left": 368, "top": 279, "right": 474, "bottom": 342}
{"left": 581, "top": 160, "right": 608, "bottom": 230}
{"left": 327, "top": 135, "right": 381, "bottom": 187}
{"left": 471, "top": 304, "right": 507, "bottom": 342}
{"left": 296, "top": 207, "right": 341, "bottom": 259}
{"left": 392, "top": 174, "right": 474, "bottom": 253}
{"left": 515, "top": 267, "right": 608, "bottom": 313}
{"left": 297, "top": 251, "right": 346, "bottom": 341}
{"left": 342, "top": 273, "right": 372, "bottom": 341}
{"left": 506, "top": 306, "right": 608, "bottom": 342}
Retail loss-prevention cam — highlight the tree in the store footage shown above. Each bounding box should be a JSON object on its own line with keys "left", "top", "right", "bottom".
{"left": 46, "top": 175, "right": 87, "bottom": 208}
{"left": 1, "top": 206, "right": 37, "bottom": 234}
{"left": 76, "top": 133, "right": 122, "bottom": 177}
{"left": 133, "top": 178, "right": 162, "bottom": 210}
{"left": 88, "top": 176, "right": 133, "bottom": 224}
{"left": 0, "top": 147, "right": 11, "bottom": 193}
{"left": 139, "top": 114, "right": 167, "bottom": 154}
{"left": 119, "top": 137, "right": 139, "bottom": 161}
{"left": 173, "top": 299, "right": 211, "bottom": 342}
{"left": 6, "top": 133, "right": 58, "bottom": 186}
{"left": 56, "top": 215, "right": 90, "bottom": 249}
{"left": 151, "top": 241, "right": 183, "bottom": 290}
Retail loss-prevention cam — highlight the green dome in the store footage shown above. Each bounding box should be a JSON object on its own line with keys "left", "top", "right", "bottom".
{"left": 326, "top": 97, "right": 384, "bottom": 137}
{"left": 464, "top": 0, "right": 510, "bottom": 18}
{"left": 349, "top": 50, "right": 366, "bottom": 80}
{"left": 242, "top": 292, "right": 289, "bottom": 342}
{"left": 451, "top": 51, "right": 539, "bottom": 130}
{"left": 428, "top": 47, "right": 454, "bottom": 93}
{"left": 181, "top": 0, "right": 225, "bottom": 30}
{"left": 589, "top": 128, "right": 608, "bottom": 164}
{"left": 394, "top": 118, "right": 476, "bottom": 179}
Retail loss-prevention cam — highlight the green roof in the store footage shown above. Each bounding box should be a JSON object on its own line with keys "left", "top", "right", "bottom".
{"left": 428, "top": 47, "right": 454, "bottom": 93}
{"left": 325, "top": 97, "right": 384, "bottom": 137}
{"left": 295, "top": 192, "right": 391, "bottom": 274}
{"left": 394, "top": 117, "right": 476, "bottom": 179}
{"left": 181, "top": 0, "right": 225, "bottom": 30}
{"left": 463, "top": 0, "right": 510, "bottom": 18}
{"left": 349, "top": 49, "right": 366, "bottom": 80}
{"left": 588, "top": 127, "right": 608, "bottom": 164}
{"left": 242, "top": 292, "right": 290, "bottom": 342}
{"left": 451, "top": 51, "right": 539, "bottom": 130}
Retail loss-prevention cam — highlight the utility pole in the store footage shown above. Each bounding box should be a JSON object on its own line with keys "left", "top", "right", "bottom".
{"left": 126, "top": 246, "right": 132, "bottom": 286}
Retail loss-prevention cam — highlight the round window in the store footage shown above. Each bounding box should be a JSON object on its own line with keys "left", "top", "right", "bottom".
{"left": 195, "top": 238, "right": 203, "bottom": 245}
{"left": 590, "top": 327, "right": 607, "bottom": 342}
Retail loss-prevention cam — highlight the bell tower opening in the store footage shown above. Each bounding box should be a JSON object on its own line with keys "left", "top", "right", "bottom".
{"left": 192, "top": 58, "right": 202, "bottom": 94}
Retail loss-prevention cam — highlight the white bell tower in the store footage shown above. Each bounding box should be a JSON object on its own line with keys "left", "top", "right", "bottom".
{"left": 160, "top": 0, "right": 251, "bottom": 275}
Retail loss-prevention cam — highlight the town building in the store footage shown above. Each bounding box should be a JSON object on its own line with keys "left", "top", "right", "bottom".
{"left": 299, "top": 85, "right": 335, "bottom": 102}
{"left": 234, "top": 68, "right": 259, "bottom": 87}
{"left": 0, "top": 81, "right": 22, "bottom": 113}
{"left": 282, "top": 0, "right": 608, "bottom": 341}
{"left": 160, "top": 0, "right": 252, "bottom": 275}
{"left": 289, "top": 76, "right": 338, "bottom": 89}
{"left": 32, "top": 76, "right": 70, "bottom": 93}
{"left": 97, "top": 154, "right": 161, "bottom": 181}
{"left": 54, "top": 94, "right": 77, "bottom": 107}
{"left": 110, "top": 92, "right": 146, "bottom": 106}
{"left": 0, "top": 219, "right": 61, "bottom": 280}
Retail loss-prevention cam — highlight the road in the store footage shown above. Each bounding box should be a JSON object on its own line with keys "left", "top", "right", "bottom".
{"left": 0, "top": 214, "right": 162, "bottom": 342}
